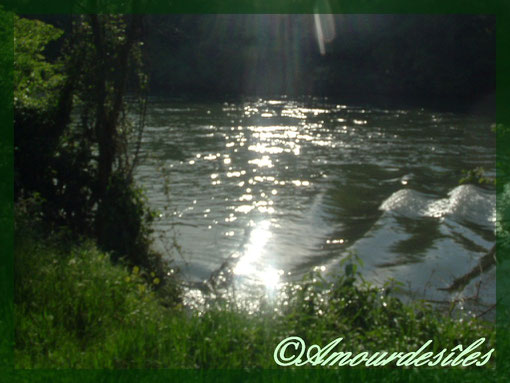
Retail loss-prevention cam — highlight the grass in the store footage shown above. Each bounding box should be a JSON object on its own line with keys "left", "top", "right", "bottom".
{"left": 14, "top": 224, "right": 499, "bottom": 370}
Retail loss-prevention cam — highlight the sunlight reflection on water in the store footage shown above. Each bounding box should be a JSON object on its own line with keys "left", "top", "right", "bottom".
{"left": 233, "top": 220, "right": 282, "bottom": 295}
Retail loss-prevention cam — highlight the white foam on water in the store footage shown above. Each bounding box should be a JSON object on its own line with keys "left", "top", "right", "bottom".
{"left": 380, "top": 184, "right": 495, "bottom": 230}
{"left": 324, "top": 184, "right": 496, "bottom": 313}
{"left": 379, "top": 189, "right": 431, "bottom": 218}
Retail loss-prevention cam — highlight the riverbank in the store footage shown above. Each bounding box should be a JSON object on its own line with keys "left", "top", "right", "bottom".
{"left": 14, "top": 220, "right": 497, "bottom": 369}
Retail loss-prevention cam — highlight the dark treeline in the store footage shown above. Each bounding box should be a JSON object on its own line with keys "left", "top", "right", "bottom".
{"left": 36, "top": 14, "right": 495, "bottom": 111}
{"left": 148, "top": 15, "right": 495, "bottom": 104}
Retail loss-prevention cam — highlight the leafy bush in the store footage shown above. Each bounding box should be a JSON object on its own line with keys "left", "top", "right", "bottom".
{"left": 14, "top": 15, "right": 64, "bottom": 110}
{"left": 95, "top": 172, "right": 154, "bottom": 262}
{"left": 94, "top": 171, "right": 178, "bottom": 298}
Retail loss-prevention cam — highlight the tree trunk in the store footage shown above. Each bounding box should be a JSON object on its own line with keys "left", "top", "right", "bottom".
{"left": 88, "top": 11, "right": 143, "bottom": 245}
{"left": 89, "top": 13, "right": 142, "bottom": 203}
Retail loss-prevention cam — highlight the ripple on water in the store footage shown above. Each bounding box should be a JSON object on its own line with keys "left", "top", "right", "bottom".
{"left": 135, "top": 98, "right": 496, "bottom": 313}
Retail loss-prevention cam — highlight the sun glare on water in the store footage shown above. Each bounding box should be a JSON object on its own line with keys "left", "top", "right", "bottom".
{"left": 233, "top": 220, "right": 282, "bottom": 294}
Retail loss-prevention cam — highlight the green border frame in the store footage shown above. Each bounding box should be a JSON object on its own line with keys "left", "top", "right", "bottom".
{"left": 0, "top": 0, "right": 505, "bottom": 14}
{"left": 0, "top": 5, "right": 13, "bottom": 383}
{"left": 1, "top": 0, "right": 508, "bottom": 381}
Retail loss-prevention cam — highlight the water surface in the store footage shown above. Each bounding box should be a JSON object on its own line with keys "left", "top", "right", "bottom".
{"left": 135, "top": 97, "right": 496, "bottom": 313}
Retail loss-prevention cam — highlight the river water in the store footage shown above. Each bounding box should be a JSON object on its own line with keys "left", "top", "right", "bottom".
{"left": 134, "top": 97, "right": 496, "bottom": 314}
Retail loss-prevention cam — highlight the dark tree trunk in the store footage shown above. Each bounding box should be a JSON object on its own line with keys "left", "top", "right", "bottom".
{"left": 89, "top": 13, "right": 142, "bottom": 203}
{"left": 88, "top": 10, "right": 143, "bottom": 244}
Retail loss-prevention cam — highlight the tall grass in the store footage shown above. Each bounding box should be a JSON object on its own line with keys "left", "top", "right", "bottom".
{"left": 14, "top": 226, "right": 497, "bottom": 369}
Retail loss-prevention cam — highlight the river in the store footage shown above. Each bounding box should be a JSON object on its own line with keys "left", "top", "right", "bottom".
{"left": 134, "top": 96, "right": 496, "bottom": 315}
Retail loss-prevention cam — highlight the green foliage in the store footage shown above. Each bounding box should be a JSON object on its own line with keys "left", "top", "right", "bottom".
{"left": 13, "top": 14, "right": 159, "bottom": 280}
{"left": 14, "top": 15, "right": 64, "bottom": 110}
{"left": 15, "top": 225, "right": 496, "bottom": 369}
{"left": 459, "top": 166, "right": 495, "bottom": 186}
{"left": 95, "top": 171, "right": 172, "bottom": 283}
{"left": 96, "top": 172, "right": 154, "bottom": 261}
{"left": 13, "top": 16, "right": 89, "bottom": 230}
